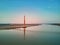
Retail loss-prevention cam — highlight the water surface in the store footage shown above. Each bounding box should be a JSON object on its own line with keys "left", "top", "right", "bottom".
{"left": 0, "top": 25, "right": 60, "bottom": 45}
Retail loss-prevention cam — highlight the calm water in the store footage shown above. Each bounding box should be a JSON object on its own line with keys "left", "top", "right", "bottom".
{"left": 0, "top": 25, "right": 60, "bottom": 45}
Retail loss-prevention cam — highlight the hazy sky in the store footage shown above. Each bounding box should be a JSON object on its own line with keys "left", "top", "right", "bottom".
{"left": 0, "top": 0, "right": 60, "bottom": 23}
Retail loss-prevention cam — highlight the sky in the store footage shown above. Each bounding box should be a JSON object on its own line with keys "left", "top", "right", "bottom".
{"left": 0, "top": 0, "right": 60, "bottom": 24}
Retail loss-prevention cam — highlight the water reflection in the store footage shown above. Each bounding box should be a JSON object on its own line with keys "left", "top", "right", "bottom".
{"left": 0, "top": 25, "right": 60, "bottom": 45}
